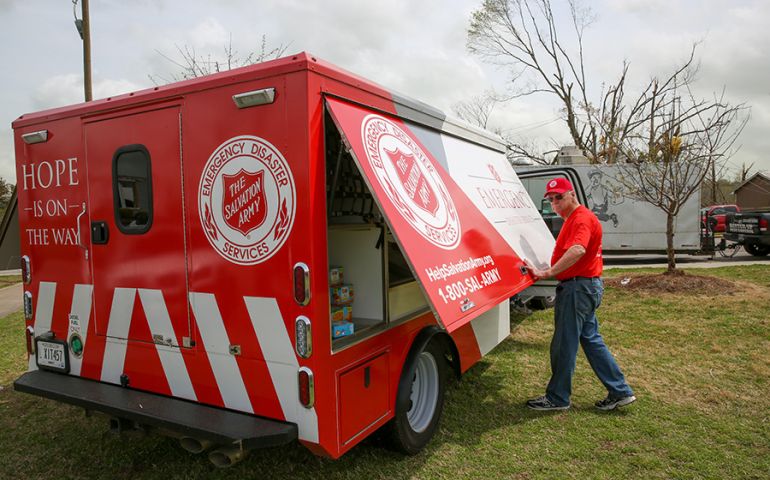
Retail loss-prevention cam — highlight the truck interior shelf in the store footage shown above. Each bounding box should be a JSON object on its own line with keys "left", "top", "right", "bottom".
{"left": 325, "top": 110, "right": 429, "bottom": 349}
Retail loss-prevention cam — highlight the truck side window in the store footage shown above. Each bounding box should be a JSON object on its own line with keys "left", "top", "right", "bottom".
{"left": 521, "top": 175, "right": 566, "bottom": 239}
{"left": 113, "top": 144, "right": 153, "bottom": 234}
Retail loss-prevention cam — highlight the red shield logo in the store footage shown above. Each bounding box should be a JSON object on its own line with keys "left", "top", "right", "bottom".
{"left": 385, "top": 148, "right": 439, "bottom": 216}
{"left": 222, "top": 169, "right": 267, "bottom": 235}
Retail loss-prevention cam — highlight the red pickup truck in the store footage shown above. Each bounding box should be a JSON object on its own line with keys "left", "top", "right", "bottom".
{"left": 701, "top": 204, "right": 740, "bottom": 233}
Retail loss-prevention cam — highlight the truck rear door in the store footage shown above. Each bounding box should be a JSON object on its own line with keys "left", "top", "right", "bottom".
{"left": 83, "top": 104, "right": 193, "bottom": 391}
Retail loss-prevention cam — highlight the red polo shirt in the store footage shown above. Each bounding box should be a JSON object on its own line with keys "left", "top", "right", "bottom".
{"left": 552, "top": 205, "right": 603, "bottom": 280}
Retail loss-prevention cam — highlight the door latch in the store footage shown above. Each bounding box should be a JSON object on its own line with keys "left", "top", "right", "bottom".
{"left": 91, "top": 221, "right": 109, "bottom": 244}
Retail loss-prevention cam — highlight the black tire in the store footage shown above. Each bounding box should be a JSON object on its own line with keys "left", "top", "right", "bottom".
{"left": 745, "top": 242, "right": 770, "bottom": 257}
{"left": 528, "top": 296, "right": 556, "bottom": 310}
{"left": 386, "top": 338, "right": 448, "bottom": 455}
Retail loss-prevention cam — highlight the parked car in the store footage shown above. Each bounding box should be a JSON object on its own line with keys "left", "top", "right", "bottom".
{"left": 701, "top": 204, "right": 740, "bottom": 233}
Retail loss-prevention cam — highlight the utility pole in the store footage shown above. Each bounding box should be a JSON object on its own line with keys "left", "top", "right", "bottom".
{"left": 74, "top": 0, "right": 92, "bottom": 101}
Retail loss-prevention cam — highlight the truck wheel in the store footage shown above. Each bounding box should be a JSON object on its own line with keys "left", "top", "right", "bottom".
{"left": 745, "top": 242, "right": 770, "bottom": 256}
{"left": 528, "top": 296, "right": 555, "bottom": 310}
{"left": 387, "top": 338, "right": 448, "bottom": 455}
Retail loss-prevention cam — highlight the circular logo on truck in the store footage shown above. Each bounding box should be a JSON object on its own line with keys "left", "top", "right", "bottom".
{"left": 198, "top": 135, "right": 296, "bottom": 265}
{"left": 361, "top": 114, "right": 460, "bottom": 249}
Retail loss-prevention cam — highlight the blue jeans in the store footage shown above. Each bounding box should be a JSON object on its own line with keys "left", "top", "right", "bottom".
{"left": 546, "top": 277, "right": 633, "bottom": 406}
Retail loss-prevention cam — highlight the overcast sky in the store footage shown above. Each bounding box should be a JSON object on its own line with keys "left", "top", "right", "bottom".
{"left": 1, "top": 0, "right": 768, "bottom": 184}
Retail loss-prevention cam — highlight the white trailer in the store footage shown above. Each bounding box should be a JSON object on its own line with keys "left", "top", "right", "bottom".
{"left": 516, "top": 164, "right": 702, "bottom": 254}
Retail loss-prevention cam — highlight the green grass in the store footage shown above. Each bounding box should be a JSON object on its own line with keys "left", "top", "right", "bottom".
{"left": 0, "top": 311, "right": 25, "bottom": 386}
{"left": 0, "top": 275, "right": 21, "bottom": 289}
{"left": 1, "top": 266, "right": 768, "bottom": 479}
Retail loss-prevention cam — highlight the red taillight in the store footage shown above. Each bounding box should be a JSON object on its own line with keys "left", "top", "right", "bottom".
{"left": 293, "top": 262, "right": 310, "bottom": 306}
{"left": 760, "top": 218, "right": 768, "bottom": 232}
{"left": 21, "top": 255, "right": 31, "bottom": 284}
{"left": 298, "top": 367, "right": 314, "bottom": 408}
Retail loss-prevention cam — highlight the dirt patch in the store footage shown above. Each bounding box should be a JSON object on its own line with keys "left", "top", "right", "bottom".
{"left": 604, "top": 271, "right": 739, "bottom": 294}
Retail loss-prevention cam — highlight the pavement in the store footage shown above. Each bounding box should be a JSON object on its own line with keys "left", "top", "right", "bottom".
{"left": 0, "top": 283, "right": 22, "bottom": 318}
{"left": 604, "top": 249, "right": 770, "bottom": 269}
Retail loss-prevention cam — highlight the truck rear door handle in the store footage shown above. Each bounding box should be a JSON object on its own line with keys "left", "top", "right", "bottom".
{"left": 76, "top": 202, "right": 89, "bottom": 259}
{"left": 91, "top": 221, "right": 109, "bottom": 244}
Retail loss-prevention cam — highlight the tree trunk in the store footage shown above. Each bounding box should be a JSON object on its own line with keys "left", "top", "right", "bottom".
{"left": 666, "top": 212, "right": 677, "bottom": 273}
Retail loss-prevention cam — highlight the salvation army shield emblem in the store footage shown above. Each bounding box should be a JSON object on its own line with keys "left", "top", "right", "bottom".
{"left": 361, "top": 114, "right": 461, "bottom": 250}
{"left": 199, "top": 135, "right": 296, "bottom": 265}
{"left": 385, "top": 148, "right": 439, "bottom": 216}
{"left": 222, "top": 169, "right": 267, "bottom": 236}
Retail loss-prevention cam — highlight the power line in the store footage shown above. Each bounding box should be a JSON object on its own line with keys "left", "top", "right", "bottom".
{"left": 502, "top": 116, "right": 562, "bottom": 135}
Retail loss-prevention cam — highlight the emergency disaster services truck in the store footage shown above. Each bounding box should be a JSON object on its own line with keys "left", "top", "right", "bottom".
{"left": 12, "top": 53, "right": 555, "bottom": 466}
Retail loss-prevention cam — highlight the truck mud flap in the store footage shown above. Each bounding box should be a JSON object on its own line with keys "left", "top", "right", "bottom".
{"left": 14, "top": 370, "right": 297, "bottom": 449}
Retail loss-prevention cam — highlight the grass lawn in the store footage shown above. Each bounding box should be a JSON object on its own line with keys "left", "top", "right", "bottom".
{"left": 0, "top": 275, "right": 22, "bottom": 289}
{"left": 0, "top": 266, "right": 768, "bottom": 479}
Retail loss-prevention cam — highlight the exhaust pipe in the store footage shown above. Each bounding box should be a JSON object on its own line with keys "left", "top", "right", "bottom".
{"left": 208, "top": 443, "right": 250, "bottom": 468}
{"left": 179, "top": 437, "right": 216, "bottom": 454}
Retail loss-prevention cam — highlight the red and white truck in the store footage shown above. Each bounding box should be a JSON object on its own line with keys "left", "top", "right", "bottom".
{"left": 12, "top": 53, "right": 554, "bottom": 465}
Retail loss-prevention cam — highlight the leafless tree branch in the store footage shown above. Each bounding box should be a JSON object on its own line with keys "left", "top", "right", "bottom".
{"left": 467, "top": 0, "right": 750, "bottom": 271}
{"left": 149, "top": 34, "right": 289, "bottom": 85}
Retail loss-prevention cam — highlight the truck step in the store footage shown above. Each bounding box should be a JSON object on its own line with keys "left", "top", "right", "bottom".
{"left": 14, "top": 370, "right": 297, "bottom": 449}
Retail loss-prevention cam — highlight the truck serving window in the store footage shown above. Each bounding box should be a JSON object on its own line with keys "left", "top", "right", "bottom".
{"left": 113, "top": 144, "right": 153, "bottom": 234}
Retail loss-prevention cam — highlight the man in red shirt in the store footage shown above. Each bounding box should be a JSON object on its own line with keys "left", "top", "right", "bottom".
{"left": 525, "top": 177, "right": 635, "bottom": 411}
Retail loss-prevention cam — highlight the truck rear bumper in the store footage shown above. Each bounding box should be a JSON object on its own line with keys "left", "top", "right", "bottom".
{"left": 14, "top": 370, "right": 297, "bottom": 449}
{"left": 724, "top": 233, "right": 770, "bottom": 246}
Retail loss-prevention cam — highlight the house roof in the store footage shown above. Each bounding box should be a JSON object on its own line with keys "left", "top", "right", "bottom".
{"left": 732, "top": 171, "right": 770, "bottom": 195}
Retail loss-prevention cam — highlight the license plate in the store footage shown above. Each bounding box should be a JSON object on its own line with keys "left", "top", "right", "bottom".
{"left": 36, "top": 339, "right": 69, "bottom": 373}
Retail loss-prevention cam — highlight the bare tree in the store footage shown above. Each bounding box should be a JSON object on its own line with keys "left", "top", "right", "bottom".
{"left": 468, "top": 0, "right": 610, "bottom": 161}
{"left": 467, "top": 1, "right": 704, "bottom": 165}
{"left": 451, "top": 90, "right": 558, "bottom": 164}
{"left": 451, "top": 90, "right": 501, "bottom": 129}
{"left": 150, "top": 34, "right": 288, "bottom": 84}
{"left": 613, "top": 84, "right": 748, "bottom": 272}
{"left": 467, "top": 0, "right": 749, "bottom": 272}
{"left": 503, "top": 136, "right": 559, "bottom": 164}
{"left": 737, "top": 162, "right": 755, "bottom": 183}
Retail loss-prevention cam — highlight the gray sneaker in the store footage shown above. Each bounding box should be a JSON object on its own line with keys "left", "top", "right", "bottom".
{"left": 595, "top": 394, "right": 637, "bottom": 411}
{"left": 526, "top": 395, "right": 570, "bottom": 411}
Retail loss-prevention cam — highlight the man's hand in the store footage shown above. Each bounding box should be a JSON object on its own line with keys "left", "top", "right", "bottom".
{"left": 524, "top": 260, "right": 552, "bottom": 280}
{"left": 525, "top": 245, "right": 586, "bottom": 281}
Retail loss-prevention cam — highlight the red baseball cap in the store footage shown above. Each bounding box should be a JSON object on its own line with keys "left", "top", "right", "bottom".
{"left": 544, "top": 177, "right": 574, "bottom": 197}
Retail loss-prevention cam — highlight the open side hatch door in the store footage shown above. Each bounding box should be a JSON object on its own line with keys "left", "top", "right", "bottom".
{"left": 325, "top": 96, "right": 554, "bottom": 332}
